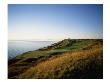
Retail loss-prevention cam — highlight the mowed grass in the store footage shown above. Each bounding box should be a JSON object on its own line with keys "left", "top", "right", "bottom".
{"left": 15, "top": 39, "right": 99, "bottom": 59}
{"left": 17, "top": 44, "right": 103, "bottom": 79}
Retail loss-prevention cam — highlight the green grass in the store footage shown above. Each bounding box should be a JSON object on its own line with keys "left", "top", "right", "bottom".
{"left": 16, "top": 39, "right": 97, "bottom": 59}
{"left": 16, "top": 51, "right": 49, "bottom": 59}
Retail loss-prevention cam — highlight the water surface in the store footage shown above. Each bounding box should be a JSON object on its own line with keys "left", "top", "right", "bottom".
{"left": 8, "top": 41, "right": 56, "bottom": 60}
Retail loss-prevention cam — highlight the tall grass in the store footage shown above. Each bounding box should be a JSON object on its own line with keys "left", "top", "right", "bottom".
{"left": 17, "top": 45, "right": 103, "bottom": 79}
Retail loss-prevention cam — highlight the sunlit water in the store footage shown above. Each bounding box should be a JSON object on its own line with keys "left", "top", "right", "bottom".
{"left": 8, "top": 41, "right": 56, "bottom": 60}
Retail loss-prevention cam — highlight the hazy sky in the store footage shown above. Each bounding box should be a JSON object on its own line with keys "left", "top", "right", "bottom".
{"left": 8, "top": 4, "right": 103, "bottom": 41}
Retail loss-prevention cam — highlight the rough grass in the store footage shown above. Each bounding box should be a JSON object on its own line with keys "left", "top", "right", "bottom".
{"left": 17, "top": 45, "right": 103, "bottom": 79}
{"left": 8, "top": 39, "right": 103, "bottom": 79}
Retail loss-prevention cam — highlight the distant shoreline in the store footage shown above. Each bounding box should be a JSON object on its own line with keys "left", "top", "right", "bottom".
{"left": 8, "top": 41, "right": 57, "bottom": 60}
{"left": 8, "top": 39, "right": 103, "bottom": 79}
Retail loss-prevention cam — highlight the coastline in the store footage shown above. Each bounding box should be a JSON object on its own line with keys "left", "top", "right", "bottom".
{"left": 8, "top": 39, "right": 103, "bottom": 79}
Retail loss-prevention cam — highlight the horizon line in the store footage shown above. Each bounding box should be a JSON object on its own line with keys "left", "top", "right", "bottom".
{"left": 8, "top": 38, "right": 103, "bottom": 41}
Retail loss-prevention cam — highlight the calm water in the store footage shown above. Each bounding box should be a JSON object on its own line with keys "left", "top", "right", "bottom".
{"left": 8, "top": 41, "right": 56, "bottom": 60}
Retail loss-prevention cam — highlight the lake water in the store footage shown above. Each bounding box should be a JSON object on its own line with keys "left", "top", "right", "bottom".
{"left": 8, "top": 41, "right": 56, "bottom": 60}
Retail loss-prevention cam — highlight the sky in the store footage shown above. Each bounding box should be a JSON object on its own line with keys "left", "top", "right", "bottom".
{"left": 8, "top": 4, "right": 103, "bottom": 41}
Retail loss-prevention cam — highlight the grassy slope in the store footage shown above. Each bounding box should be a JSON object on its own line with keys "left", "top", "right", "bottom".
{"left": 8, "top": 39, "right": 103, "bottom": 79}
{"left": 15, "top": 39, "right": 98, "bottom": 59}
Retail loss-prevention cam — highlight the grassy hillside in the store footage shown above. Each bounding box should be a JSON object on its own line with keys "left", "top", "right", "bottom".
{"left": 8, "top": 39, "right": 103, "bottom": 79}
